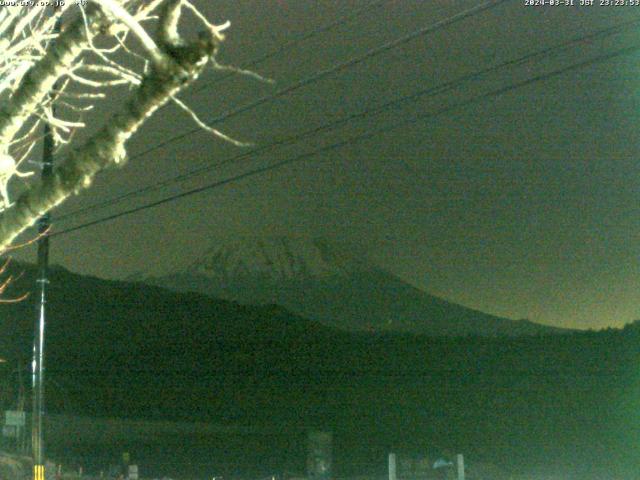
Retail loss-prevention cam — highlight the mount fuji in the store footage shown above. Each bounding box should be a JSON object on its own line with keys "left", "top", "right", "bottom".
{"left": 145, "top": 236, "right": 567, "bottom": 336}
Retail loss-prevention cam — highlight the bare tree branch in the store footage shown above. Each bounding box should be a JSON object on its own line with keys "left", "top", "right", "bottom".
{"left": 0, "top": 4, "right": 110, "bottom": 151}
{"left": 0, "top": 0, "right": 227, "bottom": 253}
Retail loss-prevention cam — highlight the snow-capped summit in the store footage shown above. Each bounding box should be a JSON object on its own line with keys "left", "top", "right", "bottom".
{"left": 147, "top": 236, "right": 568, "bottom": 337}
{"left": 185, "top": 236, "right": 365, "bottom": 282}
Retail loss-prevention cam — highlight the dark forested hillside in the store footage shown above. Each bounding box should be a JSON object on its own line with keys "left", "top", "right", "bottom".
{"left": 0, "top": 263, "right": 638, "bottom": 478}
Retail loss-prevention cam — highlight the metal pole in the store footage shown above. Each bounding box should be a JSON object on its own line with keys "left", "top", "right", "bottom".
{"left": 32, "top": 103, "right": 53, "bottom": 480}
{"left": 32, "top": 7, "right": 61, "bottom": 479}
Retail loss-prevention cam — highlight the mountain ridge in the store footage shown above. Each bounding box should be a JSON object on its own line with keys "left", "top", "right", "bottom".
{"left": 146, "top": 236, "right": 570, "bottom": 337}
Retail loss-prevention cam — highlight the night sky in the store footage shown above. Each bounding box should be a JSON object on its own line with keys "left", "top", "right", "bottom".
{"left": 12, "top": 0, "right": 640, "bottom": 330}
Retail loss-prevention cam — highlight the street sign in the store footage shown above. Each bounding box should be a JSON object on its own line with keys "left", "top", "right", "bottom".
{"left": 5, "top": 410, "right": 25, "bottom": 426}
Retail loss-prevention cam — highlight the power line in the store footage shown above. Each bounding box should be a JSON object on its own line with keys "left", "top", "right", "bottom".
{"left": 56, "top": 16, "right": 640, "bottom": 223}
{"left": 50, "top": 42, "right": 640, "bottom": 238}
{"left": 187, "top": 0, "right": 387, "bottom": 96}
{"left": 126, "top": 0, "right": 508, "bottom": 161}
{"left": 56, "top": 0, "right": 507, "bottom": 221}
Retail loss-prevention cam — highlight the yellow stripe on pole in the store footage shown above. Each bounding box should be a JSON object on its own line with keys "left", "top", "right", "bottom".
{"left": 34, "top": 464, "right": 45, "bottom": 480}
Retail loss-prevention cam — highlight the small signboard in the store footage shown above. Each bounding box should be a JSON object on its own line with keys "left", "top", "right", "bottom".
{"left": 2, "top": 425, "right": 16, "bottom": 438}
{"left": 5, "top": 410, "right": 25, "bottom": 427}
{"left": 128, "top": 465, "right": 138, "bottom": 480}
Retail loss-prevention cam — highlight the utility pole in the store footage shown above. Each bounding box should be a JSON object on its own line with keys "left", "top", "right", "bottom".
{"left": 32, "top": 126, "right": 51, "bottom": 480}
{"left": 32, "top": 102, "right": 52, "bottom": 480}
{"left": 32, "top": 7, "right": 61, "bottom": 480}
